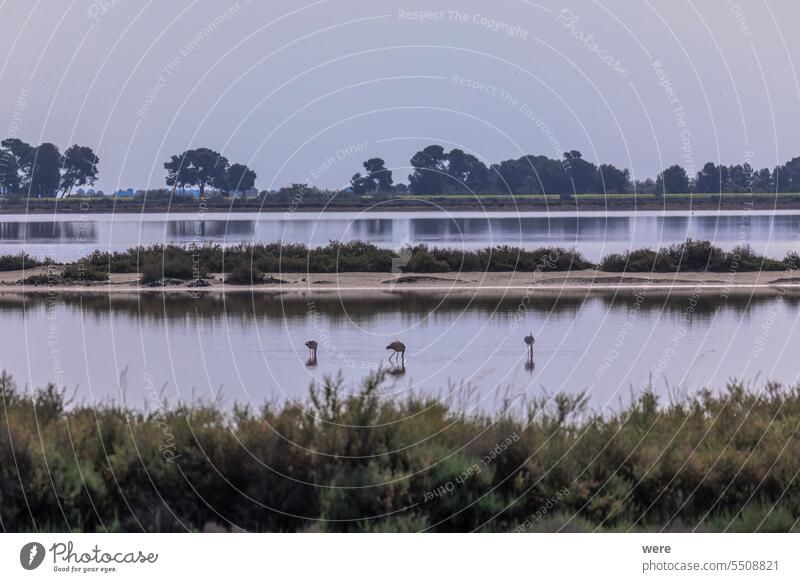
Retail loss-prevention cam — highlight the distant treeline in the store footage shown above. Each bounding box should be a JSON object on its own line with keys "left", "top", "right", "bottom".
{"left": 242, "top": 147, "right": 800, "bottom": 201}
{"left": 4, "top": 138, "right": 800, "bottom": 200}
{"left": 2, "top": 369, "right": 799, "bottom": 532}
{"left": 344, "top": 146, "right": 800, "bottom": 197}
{"left": 0, "top": 141, "right": 256, "bottom": 198}
{"left": 6, "top": 240, "right": 797, "bottom": 284}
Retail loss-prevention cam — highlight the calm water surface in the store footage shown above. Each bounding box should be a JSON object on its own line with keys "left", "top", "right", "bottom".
{"left": 1, "top": 210, "right": 800, "bottom": 261}
{"left": 3, "top": 291, "right": 798, "bottom": 409}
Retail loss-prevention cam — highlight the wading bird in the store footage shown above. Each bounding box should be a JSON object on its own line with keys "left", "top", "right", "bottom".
{"left": 386, "top": 341, "right": 406, "bottom": 364}
{"left": 305, "top": 340, "right": 318, "bottom": 367}
{"left": 524, "top": 331, "right": 535, "bottom": 356}
{"left": 305, "top": 340, "right": 318, "bottom": 359}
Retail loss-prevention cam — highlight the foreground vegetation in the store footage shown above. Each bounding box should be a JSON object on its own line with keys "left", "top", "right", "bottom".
{"left": 1, "top": 370, "right": 799, "bottom": 532}
{"left": 3, "top": 239, "right": 798, "bottom": 284}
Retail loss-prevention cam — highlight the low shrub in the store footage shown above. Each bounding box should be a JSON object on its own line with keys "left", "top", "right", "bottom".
{"left": 1, "top": 371, "right": 799, "bottom": 532}
{"left": 21, "top": 274, "right": 55, "bottom": 285}
{"left": 600, "top": 239, "right": 793, "bottom": 272}
{"left": 600, "top": 249, "right": 676, "bottom": 272}
{"left": 62, "top": 262, "right": 109, "bottom": 282}
{"left": 140, "top": 249, "right": 198, "bottom": 282}
{"left": 70, "top": 242, "right": 593, "bottom": 275}
{"left": 226, "top": 262, "right": 263, "bottom": 285}
{"left": 38, "top": 239, "right": 800, "bottom": 277}
{"left": 0, "top": 252, "right": 43, "bottom": 271}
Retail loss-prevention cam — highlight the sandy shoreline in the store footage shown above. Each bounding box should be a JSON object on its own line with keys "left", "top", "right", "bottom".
{"left": 2, "top": 268, "right": 800, "bottom": 297}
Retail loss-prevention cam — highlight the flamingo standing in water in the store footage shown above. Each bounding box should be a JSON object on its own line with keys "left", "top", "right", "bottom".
{"left": 524, "top": 332, "right": 535, "bottom": 356}
{"left": 305, "top": 340, "right": 318, "bottom": 358}
{"left": 305, "top": 340, "right": 318, "bottom": 365}
{"left": 386, "top": 341, "right": 406, "bottom": 364}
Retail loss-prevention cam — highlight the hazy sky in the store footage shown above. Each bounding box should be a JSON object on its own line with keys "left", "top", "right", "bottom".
{"left": 1, "top": 0, "right": 798, "bottom": 192}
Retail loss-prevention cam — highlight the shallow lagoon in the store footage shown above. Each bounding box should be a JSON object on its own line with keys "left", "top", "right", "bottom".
{"left": 1, "top": 209, "right": 798, "bottom": 262}
{"left": 3, "top": 289, "right": 798, "bottom": 409}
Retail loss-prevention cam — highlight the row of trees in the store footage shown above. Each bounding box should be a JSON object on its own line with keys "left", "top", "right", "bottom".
{"left": 347, "top": 148, "right": 630, "bottom": 196}
{"left": 347, "top": 145, "right": 800, "bottom": 196}
{"left": 164, "top": 148, "right": 256, "bottom": 196}
{"left": 0, "top": 139, "right": 99, "bottom": 197}
{"left": 0, "top": 141, "right": 257, "bottom": 199}
{"left": 4, "top": 138, "right": 800, "bottom": 198}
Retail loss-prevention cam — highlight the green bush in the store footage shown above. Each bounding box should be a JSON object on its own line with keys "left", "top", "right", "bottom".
{"left": 0, "top": 252, "right": 43, "bottom": 271}
{"left": 226, "top": 262, "right": 263, "bottom": 284}
{"left": 601, "top": 248, "right": 676, "bottom": 272}
{"left": 600, "top": 240, "right": 792, "bottom": 272}
{"left": 21, "top": 274, "right": 53, "bottom": 285}
{"left": 62, "top": 262, "right": 108, "bottom": 282}
{"left": 140, "top": 248, "right": 199, "bottom": 282}
{"left": 402, "top": 248, "right": 450, "bottom": 272}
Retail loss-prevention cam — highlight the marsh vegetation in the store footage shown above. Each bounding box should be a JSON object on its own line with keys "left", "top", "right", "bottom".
{"left": 2, "top": 239, "right": 796, "bottom": 284}
{"left": 1, "top": 370, "right": 798, "bottom": 532}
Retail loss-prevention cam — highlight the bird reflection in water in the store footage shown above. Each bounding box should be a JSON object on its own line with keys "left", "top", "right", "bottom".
{"left": 387, "top": 362, "right": 406, "bottom": 377}
{"left": 524, "top": 353, "right": 535, "bottom": 373}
